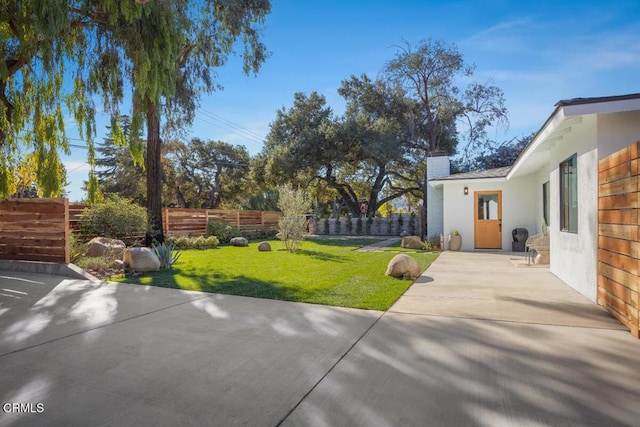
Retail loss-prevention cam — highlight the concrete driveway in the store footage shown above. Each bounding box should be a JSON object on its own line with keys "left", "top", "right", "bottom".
{"left": 2, "top": 252, "right": 640, "bottom": 426}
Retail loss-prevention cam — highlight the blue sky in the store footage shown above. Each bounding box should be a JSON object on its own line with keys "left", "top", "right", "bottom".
{"left": 62, "top": 0, "right": 640, "bottom": 202}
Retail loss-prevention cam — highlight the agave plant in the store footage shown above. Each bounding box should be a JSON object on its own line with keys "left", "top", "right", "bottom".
{"left": 153, "top": 242, "right": 181, "bottom": 269}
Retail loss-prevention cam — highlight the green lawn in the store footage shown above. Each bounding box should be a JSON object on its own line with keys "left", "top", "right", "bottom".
{"left": 113, "top": 237, "right": 439, "bottom": 310}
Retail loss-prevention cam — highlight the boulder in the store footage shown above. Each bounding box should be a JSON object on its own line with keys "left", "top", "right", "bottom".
{"left": 385, "top": 254, "right": 420, "bottom": 279}
{"left": 257, "top": 241, "right": 272, "bottom": 252}
{"left": 110, "top": 259, "right": 126, "bottom": 270}
{"left": 122, "top": 247, "right": 161, "bottom": 272}
{"left": 401, "top": 235, "right": 423, "bottom": 250}
{"left": 85, "top": 237, "right": 126, "bottom": 259}
{"left": 230, "top": 237, "right": 249, "bottom": 247}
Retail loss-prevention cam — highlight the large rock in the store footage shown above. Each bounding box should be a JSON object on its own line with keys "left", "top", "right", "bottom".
{"left": 385, "top": 254, "right": 420, "bottom": 279}
{"left": 230, "top": 237, "right": 249, "bottom": 247}
{"left": 85, "top": 237, "right": 126, "bottom": 258}
{"left": 401, "top": 235, "right": 423, "bottom": 250}
{"left": 257, "top": 241, "right": 271, "bottom": 252}
{"left": 122, "top": 247, "right": 161, "bottom": 272}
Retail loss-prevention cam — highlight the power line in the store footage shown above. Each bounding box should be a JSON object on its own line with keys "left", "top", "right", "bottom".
{"left": 197, "top": 109, "right": 266, "bottom": 144}
{"left": 198, "top": 108, "right": 266, "bottom": 141}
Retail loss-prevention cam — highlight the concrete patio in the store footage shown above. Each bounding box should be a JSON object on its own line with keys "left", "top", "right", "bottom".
{"left": 1, "top": 251, "right": 639, "bottom": 426}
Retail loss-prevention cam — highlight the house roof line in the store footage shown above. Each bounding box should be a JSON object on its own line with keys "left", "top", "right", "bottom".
{"left": 429, "top": 92, "right": 640, "bottom": 186}
{"left": 507, "top": 92, "right": 640, "bottom": 180}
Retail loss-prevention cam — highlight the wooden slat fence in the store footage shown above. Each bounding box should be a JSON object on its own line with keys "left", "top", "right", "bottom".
{"left": 163, "top": 208, "right": 281, "bottom": 236}
{"left": 597, "top": 141, "right": 640, "bottom": 338}
{"left": 0, "top": 198, "right": 70, "bottom": 263}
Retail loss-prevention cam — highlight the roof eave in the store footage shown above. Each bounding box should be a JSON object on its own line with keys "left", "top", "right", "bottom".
{"left": 430, "top": 176, "right": 508, "bottom": 188}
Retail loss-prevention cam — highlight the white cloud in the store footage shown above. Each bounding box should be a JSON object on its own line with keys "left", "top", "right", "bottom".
{"left": 461, "top": 17, "right": 540, "bottom": 53}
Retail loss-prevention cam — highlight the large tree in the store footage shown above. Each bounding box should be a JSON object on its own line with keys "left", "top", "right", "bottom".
{"left": 259, "top": 75, "right": 423, "bottom": 218}
{"left": 384, "top": 39, "right": 508, "bottom": 236}
{"left": 0, "top": 1, "right": 153, "bottom": 198}
{"left": 453, "top": 133, "right": 533, "bottom": 173}
{"left": 165, "top": 138, "right": 250, "bottom": 209}
{"left": 97, "top": 0, "right": 270, "bottom": 243}
{"left": 1, "top": 1, "right": 270, "bottom": 244}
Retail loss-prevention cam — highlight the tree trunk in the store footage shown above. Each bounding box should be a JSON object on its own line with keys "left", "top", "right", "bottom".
{"left": 145, "top": 100, "right": 164, "bottom": 245}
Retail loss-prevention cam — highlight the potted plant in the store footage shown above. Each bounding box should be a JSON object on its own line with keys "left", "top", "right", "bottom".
{"left": 449, "top": 230, "right": 462, "bottom": 251}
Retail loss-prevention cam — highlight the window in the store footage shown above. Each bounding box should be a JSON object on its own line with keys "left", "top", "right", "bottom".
{"left": 560, "top": 154, "right": 577, "bottom": 233}
{"left": 542, "top": 181, "right": 550, "bottom": 227}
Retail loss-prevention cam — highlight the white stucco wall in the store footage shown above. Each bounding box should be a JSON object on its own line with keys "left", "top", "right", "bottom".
{"left": 426, "top": 156, "right": 450, "bottom": 239}
{"left": 549, "top": 112, "right": 640, "bottom": 302}
{"left": 548, "top": 114, "right": 598, "bottom": 301}
{"left": 597, "top": 110, "right": 640, "bottom": 159}
{"left": 441, "top": 176, "right": 538, "bottom": 251}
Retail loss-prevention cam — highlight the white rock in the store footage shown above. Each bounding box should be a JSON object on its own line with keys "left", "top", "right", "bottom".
{"left": 86, "top": 237, "right": 126, "bottom": 258}
{"left": 122, "top": 247, "right": 161, "bottom": 272}
{"left": 385, "top": 254, "right": 420, "bottom": 279}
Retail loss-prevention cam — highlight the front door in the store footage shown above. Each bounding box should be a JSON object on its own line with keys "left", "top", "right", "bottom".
{"left": 474, "top": 191, "right": 502, "bottom": 249}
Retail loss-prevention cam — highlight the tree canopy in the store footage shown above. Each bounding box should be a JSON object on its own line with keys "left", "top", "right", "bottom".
{"left": 258, "top": 75, "right": 424, "bottom": 217}
{"left": 165, "top": 138, "right": 250, "bottom": 209}
{"left": 1, "top": 1, "right": 271, "bottom": 244}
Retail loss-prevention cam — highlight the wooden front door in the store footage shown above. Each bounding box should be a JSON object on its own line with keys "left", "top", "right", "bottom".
{"left": 474, "top": 191, "right": 502, "bottom": 249}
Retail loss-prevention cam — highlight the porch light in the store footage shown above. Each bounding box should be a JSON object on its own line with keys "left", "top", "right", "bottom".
{"left": 464, "top": 186, "right": 468, "bottom": 195}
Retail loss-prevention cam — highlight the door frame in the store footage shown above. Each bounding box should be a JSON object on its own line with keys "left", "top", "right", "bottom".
{"left": 473, "top": 190, "right": 503, "bottom": 249}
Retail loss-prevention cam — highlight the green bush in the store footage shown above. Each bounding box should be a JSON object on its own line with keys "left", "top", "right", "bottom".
{"left": 165, "top": 235, "right": 219, "bottom": 249}
{"left": 277, "top": 184, "right": 311, "bottom": 251}
{"left": 207, "top": 221, "right": 242, "bottom": 243}
{"left": 79, "top": 195, "right": 147, "bottom": 243}
{"left": 356, "top": 217, "right": 363, "bottom": 235}
{"left": 323, "top": 217, "right": 330, "bottom": 234}
{"left": 366, "top": 217, "right": 373, "bottom": 235}
{"left": 244, "top": 227, "right": 278, "bottom": 241}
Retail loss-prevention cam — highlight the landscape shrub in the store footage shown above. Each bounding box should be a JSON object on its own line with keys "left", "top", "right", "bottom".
{"left": 79, "top": 195, "right": 147, "bottom": 243}
{"left": 207, "top": 221, "right": 242, "bottom": 243}
{"left": 243, "top": 226, "right": 278, "bottom": 241}
{"left": 277, "top": 184, "right": 311, "bottom": 251}
{"left": 165, "top": 235, "right": 219, "bottom": 249}
{"left": 335, "top": 216, "right": 342, "bottom": 234}
{"left": 323, "top": 217, "right": 330, "bottom": 234}
{"left": 356, "top": 217, "right": 363, "bottom": 235}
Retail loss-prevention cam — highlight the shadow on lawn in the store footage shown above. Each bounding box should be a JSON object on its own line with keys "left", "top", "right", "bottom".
{"left": 125, "top": 268, "right": 309, "bottom": 302}
{"left": 291, "top": 249, "right": 349, "bottom": 263}
{"left": 305, "top": 237, "right": 384, "bottom": 248}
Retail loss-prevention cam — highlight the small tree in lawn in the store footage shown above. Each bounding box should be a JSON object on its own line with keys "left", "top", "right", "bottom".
{"left": 277, "top": 184, "right": 311, "bottom": 251}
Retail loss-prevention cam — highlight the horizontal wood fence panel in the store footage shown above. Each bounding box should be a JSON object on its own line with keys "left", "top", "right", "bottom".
{"left": 598, "top": 162, "right": 631, "bottom": 184}
{"left": 0, "top": 198, "right": 70, "bottom": 263}
{"left": 162, "top": 208, "right": 281, "bottom": 236}
{"left": 598, "top": 208, "right": 638, "bottom": 225}
{"left": 598, "top": 176, "right": 638, "bottom": 197}
{"left": 598, "top": 224, "right": 639, "bottom": 240}
{"left": 598, "top": 141, "right": 640, "bottom": 338}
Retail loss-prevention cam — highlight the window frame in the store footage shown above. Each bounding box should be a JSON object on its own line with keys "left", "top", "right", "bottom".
{"left": 542, "top": 181, "right": 550, "bottom": 227}
{"left": 559, "top": 154, "right": 578, "bottom": 233}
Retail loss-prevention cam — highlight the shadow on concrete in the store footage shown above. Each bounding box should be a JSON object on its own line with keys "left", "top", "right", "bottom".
{"left": 282, "top": 312, "right": 640, "bottom": 426}
{"left": 0, "top": 272, "right": 381, "bottom": 425}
